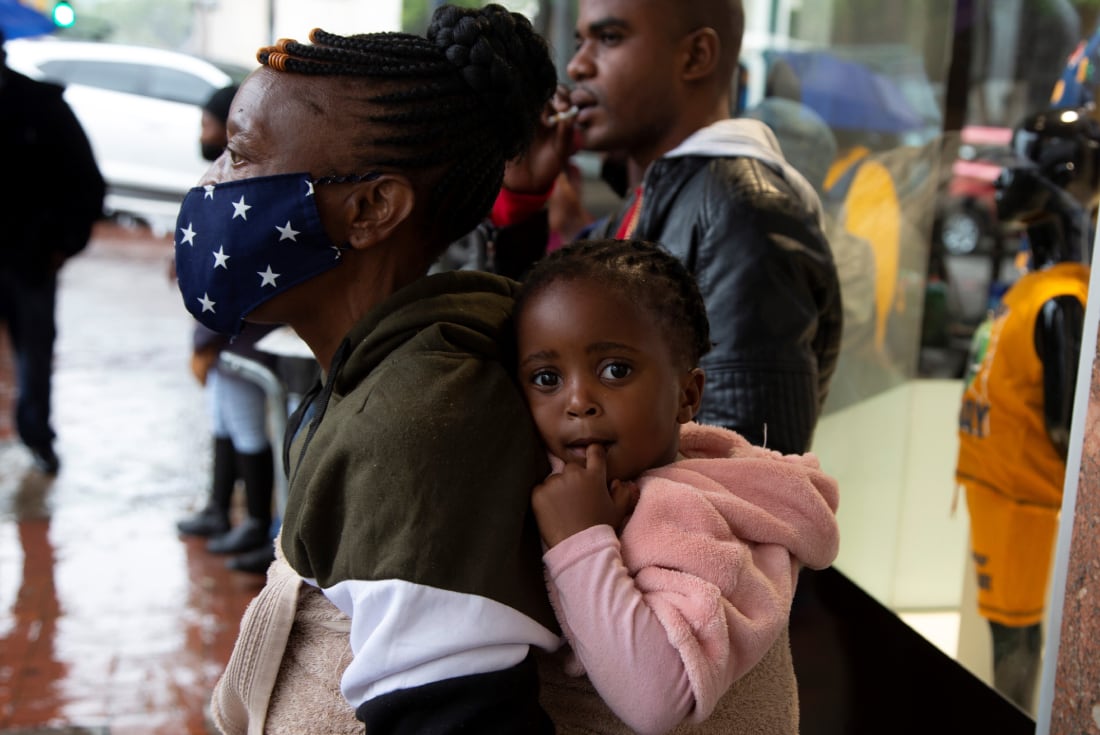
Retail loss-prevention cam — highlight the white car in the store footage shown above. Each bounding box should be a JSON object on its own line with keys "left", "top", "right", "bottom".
{"left": 5, "top": 38, "right": 251, "bottom": 235}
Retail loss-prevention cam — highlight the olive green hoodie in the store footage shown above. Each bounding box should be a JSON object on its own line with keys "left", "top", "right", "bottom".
{"left": 280, "top": 269, "right": 559, "bottom": 725}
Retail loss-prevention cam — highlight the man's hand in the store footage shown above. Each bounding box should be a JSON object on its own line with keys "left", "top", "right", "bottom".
{"left": 503, "top": 86, "right": 578, "bottom": 195}
{"left": 532, "top": 444, "right": 638, "bottom": 548}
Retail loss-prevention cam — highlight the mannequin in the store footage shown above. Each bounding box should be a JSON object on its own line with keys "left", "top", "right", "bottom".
{"left": 955, "top": 105, "right": 1097, "bottom": 711}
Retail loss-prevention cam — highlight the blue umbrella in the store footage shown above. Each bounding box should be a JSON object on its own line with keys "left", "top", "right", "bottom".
{"left": 766, "top": 50, "right": 925, "bottom": 134}
{"left": 0, "top": 0, "right": 55, "bottom": 41}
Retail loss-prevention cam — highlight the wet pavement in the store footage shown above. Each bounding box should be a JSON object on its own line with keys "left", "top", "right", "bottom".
{"left": 0, "top": 224, "right": 263, "bottom": 735}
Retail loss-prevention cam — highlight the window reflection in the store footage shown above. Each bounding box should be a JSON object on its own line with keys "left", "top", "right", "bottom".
{"left": 732, "top": 0, "right": 1095, "bottom": 719}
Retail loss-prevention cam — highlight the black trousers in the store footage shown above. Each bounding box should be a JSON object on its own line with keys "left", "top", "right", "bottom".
{"left": 0, "top": 267, "right": 58, "bottom": 449}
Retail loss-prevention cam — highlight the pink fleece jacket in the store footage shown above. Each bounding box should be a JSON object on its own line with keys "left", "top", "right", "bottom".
{"left": 543, "top": 422, "right": 840, "bottom": 735}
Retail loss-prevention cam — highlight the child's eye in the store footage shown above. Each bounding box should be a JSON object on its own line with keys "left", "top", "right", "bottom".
{"left": 531, "top": 370, "right": 561, "bottom": 389}
{"left": 599, "top": 362, "right": 632, "bottom": 381}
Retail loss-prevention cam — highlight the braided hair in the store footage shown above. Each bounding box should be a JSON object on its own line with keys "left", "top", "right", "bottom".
{"left": 255, "top": 4, "right": 557, "bottom": 245}
{"left": 516, "top": 239, "right": 713, "bottom": 367}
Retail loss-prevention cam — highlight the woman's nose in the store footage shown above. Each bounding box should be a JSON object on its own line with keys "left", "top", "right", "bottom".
{"left": 198, "top": 154, "right": 228, "bottom": 188}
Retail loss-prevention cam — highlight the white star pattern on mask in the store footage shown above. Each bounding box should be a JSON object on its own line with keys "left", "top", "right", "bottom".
{"left": 232, "top": 196, "right": 252, "bottom": 220}
{"left": 179, "top": 223, "right": 196, "bottom": 246}
{"left": 175, "top": 173, "right": 347, "bottom": 334}
{"left": 213, "top": 246, "right": 230, "bottom": 269}
{"left": 306, "top": 180, "right": 315, "bottom": 196}
{"left": 276, "top": 221, "right": 300, "bottom": 241}
{"left": 258, "top": 265, "right": 280, "bottom": 287}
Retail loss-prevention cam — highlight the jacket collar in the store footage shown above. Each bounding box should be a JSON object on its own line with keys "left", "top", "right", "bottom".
{"left": 658, "top": 119, "right": 825, "bottom": 228}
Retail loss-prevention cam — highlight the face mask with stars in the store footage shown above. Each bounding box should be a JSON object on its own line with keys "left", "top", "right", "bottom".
{"left": 173, "top": 171, "right": 374, "bottom": 336}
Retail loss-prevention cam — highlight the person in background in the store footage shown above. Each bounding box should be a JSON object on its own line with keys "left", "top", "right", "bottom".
{"left": 515, "top": 238, "right": 841, "bottom": 734}
{"left": 192, "top": 5, "right": 562, "bottom": 732}
{"left": 955, "top": 105, "right": 1096, "bottom": 712}
{"left": 493, "top": 0, "right": 842, "bottom": 456}
{"left": 0, "top": 28, "right": 105, "bottom": 475}
{"left": 742, "top": 58, "right": 837, "bottom": 198}
{"left": 176, "top": 84, "right": 281, "bottom": 574}
{"left": 822, "top": 128, "right": 903, "bottom": 359}
{"left": 199, "top": 84, "right": 239, "bottom": 163}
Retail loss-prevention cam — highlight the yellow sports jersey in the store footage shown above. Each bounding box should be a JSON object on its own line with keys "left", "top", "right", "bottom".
{"left": 826, "top": 146, "right": 901, "bottom": 352}
{"left": 955, "top": 262, "right": 1089, "bottom": 626}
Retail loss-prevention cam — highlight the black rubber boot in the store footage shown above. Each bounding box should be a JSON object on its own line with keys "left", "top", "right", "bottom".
{"left": 206, "top": 516, "right": 269, "bottom": 554}
{"left": 206, "top": 446, "right": 273, "bottom": 554}
{"left": 227, "top": 544, "right": 276, "bottom": 575}
{"left": 240, "top": 445, "right": 275, "bottom": 523}
{"left": 177, "top": 437, "right": 235, "bottom": 537}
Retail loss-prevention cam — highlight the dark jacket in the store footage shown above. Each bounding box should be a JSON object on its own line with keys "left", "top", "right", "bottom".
{"left": 0, "top": 67, "right": 104, "bottom": 277}
{"left": 589, "top": 120, "right": 842, "bottom": 454}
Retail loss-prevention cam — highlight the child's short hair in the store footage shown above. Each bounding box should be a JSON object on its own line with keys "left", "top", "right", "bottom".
{"left": 516, "top": 238, "right": 712, "bottom": 366}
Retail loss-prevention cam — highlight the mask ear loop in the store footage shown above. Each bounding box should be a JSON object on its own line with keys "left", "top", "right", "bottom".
{"left": 310, "top": 172, "right": 383, "bottom": 257}
{"left": 312, "top": 171, "right": 382, "bottom": 186}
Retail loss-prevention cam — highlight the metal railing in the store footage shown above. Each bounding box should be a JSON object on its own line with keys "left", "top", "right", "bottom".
{"left": 215, "top": 352, "right": 289, "bottom": 518}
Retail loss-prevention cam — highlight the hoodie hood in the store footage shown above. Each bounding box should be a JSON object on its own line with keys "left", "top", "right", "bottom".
{"left": 663, "top": 118, "right": 826, "bottom": 228}
{"left": 332, "top": 270, "right": 519, "bottom": 396}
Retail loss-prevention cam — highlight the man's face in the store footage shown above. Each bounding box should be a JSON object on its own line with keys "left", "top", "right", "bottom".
{"left": 567, "top": 0, "right": 687, "bottom": 165}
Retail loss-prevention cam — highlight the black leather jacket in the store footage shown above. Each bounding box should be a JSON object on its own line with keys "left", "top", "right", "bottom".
{"left": 589, "top": 152, "right": 842, "bottom": 454}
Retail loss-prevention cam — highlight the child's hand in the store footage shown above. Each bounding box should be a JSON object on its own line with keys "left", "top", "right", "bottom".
{"left": 532, "top": 444, "right": 638, "bottom": 548}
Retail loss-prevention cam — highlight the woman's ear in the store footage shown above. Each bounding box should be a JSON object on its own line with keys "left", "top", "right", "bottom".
{"left": 345, "top": 175, "right": 415, "bottom": 251}
{"left": 677, "top": 368, "right": 705, "bottom": 423}
{"left": 681, "top": 27, "right": 720, "bottom": 82}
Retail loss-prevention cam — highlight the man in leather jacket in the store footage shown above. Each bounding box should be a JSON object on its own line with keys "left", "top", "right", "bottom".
{"left": 486, "top": 0, "right": 841, "bottom": 455}
{"left": 955, "top": 105, "right": 1096, "bottom": 711}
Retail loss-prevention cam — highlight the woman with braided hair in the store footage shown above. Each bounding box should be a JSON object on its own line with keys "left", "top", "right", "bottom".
{"left": 175, "top": 5, "right": 564, "bottom": 733}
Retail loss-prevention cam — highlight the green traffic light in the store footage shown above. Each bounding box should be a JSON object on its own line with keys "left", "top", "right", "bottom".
{"left": 52, "top": 1, "right": 76, "bottom": 28}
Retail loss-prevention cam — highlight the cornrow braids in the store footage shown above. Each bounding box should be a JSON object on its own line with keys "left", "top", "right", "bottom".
{"left": 254, "top": 4, "right": 557, "bottom": 246}
{"left": 516, "top": 239, "right": 713, "bottom": 367}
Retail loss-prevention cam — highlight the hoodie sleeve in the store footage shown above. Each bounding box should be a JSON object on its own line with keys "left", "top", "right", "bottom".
{"left": 543, "top": 432, "right": 839, "bottom": 734}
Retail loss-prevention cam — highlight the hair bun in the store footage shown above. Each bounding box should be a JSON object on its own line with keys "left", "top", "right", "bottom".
{"left": 428, "top": 3, "right": 556, "bottom": 158}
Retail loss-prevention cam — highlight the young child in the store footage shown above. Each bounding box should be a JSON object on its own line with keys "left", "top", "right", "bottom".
{"left": 514, "top": 238, "right": 842, "bottom": 734}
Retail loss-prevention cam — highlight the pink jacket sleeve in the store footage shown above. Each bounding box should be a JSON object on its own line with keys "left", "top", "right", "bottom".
{"left": 543, "top": 424, "right": 840, "bottom": 735}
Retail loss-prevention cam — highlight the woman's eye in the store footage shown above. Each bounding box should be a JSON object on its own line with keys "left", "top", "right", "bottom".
{"left": 600, "top": 362, "right": 631, "bottom": 381}
{"left": 531, "top": 370, "right": 560, "bottom": 388}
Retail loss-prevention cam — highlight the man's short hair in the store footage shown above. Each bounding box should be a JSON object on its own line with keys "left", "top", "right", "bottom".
{"left": 670, "top": 0, "right": 745, "bottom": 83}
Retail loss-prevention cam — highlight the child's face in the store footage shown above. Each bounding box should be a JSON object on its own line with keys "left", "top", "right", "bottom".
{"left": 516, "top": 278, "right": 703, "bottom": 481}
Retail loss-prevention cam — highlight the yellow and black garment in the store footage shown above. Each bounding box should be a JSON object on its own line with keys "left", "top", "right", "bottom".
{"left": 955, "top": 262, "right": 1088, "bottom": 627}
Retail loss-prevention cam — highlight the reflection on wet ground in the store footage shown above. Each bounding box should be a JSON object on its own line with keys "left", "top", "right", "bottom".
{"left": 0, "top": 225, "right": 262, "bottom": 735}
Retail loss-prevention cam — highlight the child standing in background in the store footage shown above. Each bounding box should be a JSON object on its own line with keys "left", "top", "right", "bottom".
{"left": 514, "top": 239, "right": 841, "bottom": 734}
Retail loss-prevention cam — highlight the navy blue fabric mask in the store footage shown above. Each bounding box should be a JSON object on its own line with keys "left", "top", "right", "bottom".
{"left": 174, "top": 172, "right": 374, "bottom": 336}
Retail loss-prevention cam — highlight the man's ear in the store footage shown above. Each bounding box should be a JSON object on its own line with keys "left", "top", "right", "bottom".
{"left": 677, "top": 367, "right": 705, "bottom": 423}
{"left": 345, "top": 175, "right": 415, "bottom": 251}
{"left": 681, "top": 27, "right": 720, "bottom": 82}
